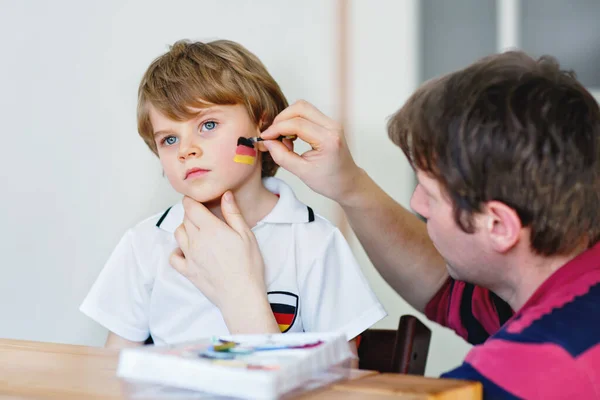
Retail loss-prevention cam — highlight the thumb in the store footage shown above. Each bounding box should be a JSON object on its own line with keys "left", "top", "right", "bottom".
{"left": 263, "top": 140, "right": 307, "bottom": 176}
{"left": 221, "top": 191, "right": 251, "bottom": 234}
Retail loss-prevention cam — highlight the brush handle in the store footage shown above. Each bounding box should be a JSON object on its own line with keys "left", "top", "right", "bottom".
{"left": 252, "top": 135, "right": 297, "bottom": 142}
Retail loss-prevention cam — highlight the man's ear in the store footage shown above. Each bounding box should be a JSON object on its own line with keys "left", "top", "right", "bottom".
{"left": 483, "top": 201, "right": 522, "bottom": 253}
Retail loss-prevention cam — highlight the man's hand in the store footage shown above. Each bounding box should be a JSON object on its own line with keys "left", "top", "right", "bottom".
{"left": 260, "top": 100, "right": 364, "bottom": 205}
{"left": 262, "top": 100, "right": 448, "bottom": 312}
{"left": 169, "top": 192, "right": 280, "bottom": 334}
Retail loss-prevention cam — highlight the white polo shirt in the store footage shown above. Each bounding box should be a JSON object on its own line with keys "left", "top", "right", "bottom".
{"left": 80, "top": 177, "right": 386, "bottom": 346}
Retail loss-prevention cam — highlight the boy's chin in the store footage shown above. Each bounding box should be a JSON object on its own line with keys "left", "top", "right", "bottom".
{"left": 183, "top": 189, "right": 226, "bottom": 205}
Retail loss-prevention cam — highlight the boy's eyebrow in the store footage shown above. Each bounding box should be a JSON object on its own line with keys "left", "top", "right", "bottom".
{"left": 153, "top": 129, "right": 175, "bottom": 137}
{"left": 190, "top": 106, "right": 224, "bottom": 118}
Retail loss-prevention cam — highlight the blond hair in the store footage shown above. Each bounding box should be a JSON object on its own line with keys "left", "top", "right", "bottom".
{"left": 137, "top": 40, "right": 288, "bottom": 177}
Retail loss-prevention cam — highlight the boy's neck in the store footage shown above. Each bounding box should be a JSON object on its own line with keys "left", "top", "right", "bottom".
{"left": 204, "top": 176, "right": 279, "bottom": 229}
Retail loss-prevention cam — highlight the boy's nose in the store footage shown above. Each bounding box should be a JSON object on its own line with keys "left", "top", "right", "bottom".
{"left": 178, "top": 144, "right": 203, "bottom": 161}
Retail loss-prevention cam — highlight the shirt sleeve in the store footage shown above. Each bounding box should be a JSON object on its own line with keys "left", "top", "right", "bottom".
{"left": 80, "top": 230, "right": 152, "bottom": 342}
{"left": 298, "top": 228, "right": 387, "bottom": 341}
{"left": 425, "top": 278, "right": 514, "bottom": 345}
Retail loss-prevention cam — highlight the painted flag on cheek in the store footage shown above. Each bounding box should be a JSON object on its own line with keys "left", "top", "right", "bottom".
{"left": 267, "top": 292, "right": 298, "bottom": 333}
{"left": 234, "top": 137, "right": 256, "bottom": 165}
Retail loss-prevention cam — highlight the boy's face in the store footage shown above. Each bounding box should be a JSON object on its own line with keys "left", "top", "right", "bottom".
{"left": 150, "top": 103, "right": 261, "bottom": 203}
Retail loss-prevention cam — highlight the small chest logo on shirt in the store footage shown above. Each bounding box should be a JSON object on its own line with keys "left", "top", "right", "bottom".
{"left": 267, "top": 291, "right": 298, "bottom": 333}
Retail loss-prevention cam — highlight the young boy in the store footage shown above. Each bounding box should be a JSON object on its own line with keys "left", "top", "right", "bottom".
{"left": 80, "top": 40, "right": 386, "bottom": 349}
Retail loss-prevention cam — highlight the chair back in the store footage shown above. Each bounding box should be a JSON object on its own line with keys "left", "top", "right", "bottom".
{"left": 358, "top": 314, "right": 431, "bottom": 375}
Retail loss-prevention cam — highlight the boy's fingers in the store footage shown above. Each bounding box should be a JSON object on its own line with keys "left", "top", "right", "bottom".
{"left": 263, "top": 140, "right": 309, "bottom": 177}
{"left": 182, "top": 196, "right": 212, "bottom": 230}
{"left": 182, "top": 218, "right": 199, "bottom": 247}
{"left": 270, "top": 100, "right": 338, "bottom": 129}
{"left": 174, "top": 225, "right": 189, "bottom": 254}
{"left": 221, "top": 191, "right": 251, "bottom": 235}
{"left": 169, "top": 247, "right": 187, "bottom": 275}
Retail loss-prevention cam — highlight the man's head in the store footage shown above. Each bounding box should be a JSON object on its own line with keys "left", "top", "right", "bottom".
{"left": 137, "top": 40, "right": 288, "bottom": 202}
{"left": 389, "top": 51, "right": 599, "bottom": 282}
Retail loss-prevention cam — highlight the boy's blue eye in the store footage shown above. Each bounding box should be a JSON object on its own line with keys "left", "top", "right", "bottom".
{"left": 200, "top": 121, "right": 217, "bottom": 132}
{"left": 163, "top": 136, "right": 178, "bottom": 146}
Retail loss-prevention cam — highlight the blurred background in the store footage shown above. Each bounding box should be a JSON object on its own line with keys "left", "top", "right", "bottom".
{"left": 1, "top": 0, "right": 598, "bottom": 377}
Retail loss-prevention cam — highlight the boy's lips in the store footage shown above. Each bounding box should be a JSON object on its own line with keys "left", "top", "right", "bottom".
{"left": 185, "top": 167, "right": 211, "bottom": 180}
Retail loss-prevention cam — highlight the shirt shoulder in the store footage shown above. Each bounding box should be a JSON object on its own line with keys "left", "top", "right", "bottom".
{"left": 130, "top": 206, "right": 174, "bottom": 236}
{"left": 127, "top": 205, "right": 178, "bottom": 248}
{"left": 107, "top": 204, "right": 180, "bottom": 281}
{"left": 498, "top": 281, "right": 600, "bottom": 357}
{"left": 296, "top": 212, "right": 339, "bottom": 238}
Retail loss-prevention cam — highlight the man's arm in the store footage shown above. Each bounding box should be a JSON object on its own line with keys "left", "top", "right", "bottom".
{"left": 261, "top": 100, "right": 448, "bottom": 311}
{"left": 340, "top": 169, "right": 448, "bottom": 311}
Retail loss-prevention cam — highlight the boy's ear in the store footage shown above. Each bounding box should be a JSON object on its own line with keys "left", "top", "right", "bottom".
{"left": 258, "top": 112, "right": 269, "bottom": 132}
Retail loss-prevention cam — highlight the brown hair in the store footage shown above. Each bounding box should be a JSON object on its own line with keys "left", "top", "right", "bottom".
{"left": 389, "top": 51, "right": 600, "bottom": 256}
{"left": 137, "top": 39, "right": 288, "bottom": 177}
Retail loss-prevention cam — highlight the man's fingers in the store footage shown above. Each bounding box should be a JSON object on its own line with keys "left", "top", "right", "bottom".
{"left": 169, "top": 247, "right": 187, "bottom": 275}
{"left": 282, "top": 137, "right": 294, "bottom": 152}
{"left": 261, "top": 117, "right": 326, "bottom": 148}
{"left": 256, "top": 138, "right": 296, "bottom": 153}
{"left": 256, "top": 136, "right": 295, "bottom": 153}
{"left": 263, "top": 140, "right": 310, "bottom": 177}
{"left": 255, "top": 140, "right": 268, "bottom": 152}
{"left": 221, "top": 191, "right": 252, "bottom": 236}
{"left": 269, "top": 100, "right": 339, "bottom": 130}
{"left": 174, "top": 224, "right": 189, "bottom": 254}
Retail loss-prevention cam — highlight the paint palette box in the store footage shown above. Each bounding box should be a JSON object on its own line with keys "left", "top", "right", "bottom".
{"left": 116, "top": 332, "right": 353, "bottom": 399}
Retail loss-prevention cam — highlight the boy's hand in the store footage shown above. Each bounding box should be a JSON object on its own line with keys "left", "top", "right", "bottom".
{"left": 260, "top": 100, "right": 364, "bottom": 206}
{"left": 169, "top": 192, "right": 280, "bottom": 334}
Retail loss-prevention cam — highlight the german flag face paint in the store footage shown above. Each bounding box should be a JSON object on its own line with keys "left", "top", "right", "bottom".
{"left": 267, "top": 292, "right": 298, "bottom": 333}
{"left": 234, "top": 137, "right": 257, "bottom": 165}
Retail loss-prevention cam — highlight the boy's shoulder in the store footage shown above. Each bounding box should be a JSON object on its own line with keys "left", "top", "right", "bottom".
{"left": 127, "top": 202, "right": 183, "bottom": 243}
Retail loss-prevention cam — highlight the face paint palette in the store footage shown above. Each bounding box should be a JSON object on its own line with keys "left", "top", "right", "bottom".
{"left": 234, "top": 137, "right": 257, "bottom": 165}
{"left": 117, "top": 332, "right": 353, "bottom": 399}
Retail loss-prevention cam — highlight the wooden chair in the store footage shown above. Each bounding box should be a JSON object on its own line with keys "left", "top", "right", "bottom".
{"left": 358, "top": 315, "right": 431, "bottom": 375}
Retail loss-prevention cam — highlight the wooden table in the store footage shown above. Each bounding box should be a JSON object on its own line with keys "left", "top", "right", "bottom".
{"left": 0, "top": 339, "right": 481, "bottom": 399}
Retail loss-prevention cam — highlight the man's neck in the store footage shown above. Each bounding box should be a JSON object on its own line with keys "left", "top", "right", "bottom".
{"left": 493, "top": 246, "right": 586, "bottom": 311}
{"left": 204, "top": 175, "right": 279, "bottom": 229}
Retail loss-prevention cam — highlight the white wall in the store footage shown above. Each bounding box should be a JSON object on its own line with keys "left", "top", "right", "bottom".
{"left": 0, "top": 0, "right": 470, "bottom": 377}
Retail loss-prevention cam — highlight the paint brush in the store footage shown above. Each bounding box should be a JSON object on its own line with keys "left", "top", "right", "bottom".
{"left": 249, "top": 135, "right": 297, "bottom": 144}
